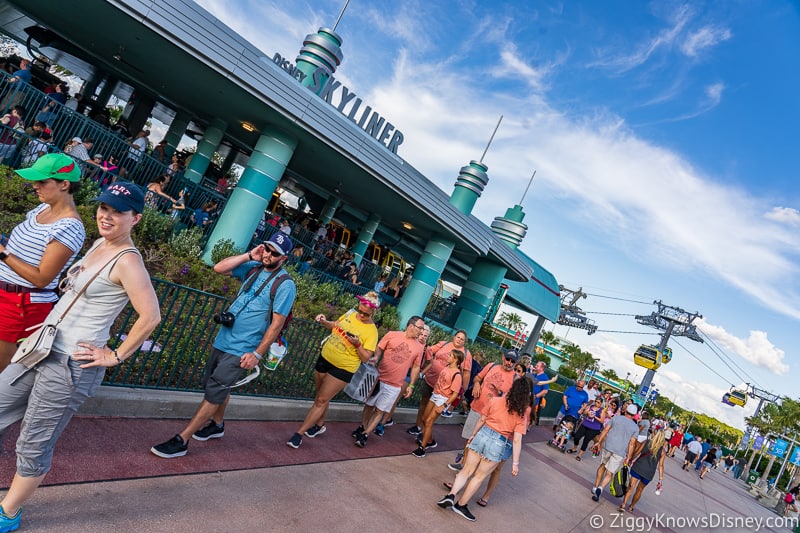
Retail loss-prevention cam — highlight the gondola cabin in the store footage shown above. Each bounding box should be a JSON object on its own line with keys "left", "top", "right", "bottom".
{"left": 727, "top": 388, "right": 747, "bottom": 407}
{"left": 721, "top": 393, "right": 735, "bottom": 406}
{"left": 633, "top": 345, "right": 664, "bottom": 370}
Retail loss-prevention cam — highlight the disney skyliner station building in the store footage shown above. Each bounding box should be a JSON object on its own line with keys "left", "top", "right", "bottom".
{"left": 0, "top": 0, "right": 580, "bottom": 382}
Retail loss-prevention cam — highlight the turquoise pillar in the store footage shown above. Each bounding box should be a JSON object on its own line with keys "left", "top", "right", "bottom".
{"left": 163, "top": 110, "right": 191, "bottom": 158}
{"left": 295, "top": 28, "right": 343, "bottom": 95}
{"left": 454, "top": 202, "right": 528, "bottom": 339}
{"left": 184, "top": 118, "right": 226, "bottom": 184}
{"left": 202, "top": 128, "right": 297, "bottom": 263}
{"left": 453, "top": 260, "right": 507, "bottom": 338}
{"left": 396, "top": 237, "right": 455, "bottom": 330}
{"left": 351, "top": 213, "right": 380, "bottom": 266}
{"left": 319, "top": 197, "right": 340, "bottom": 225}
{"left": 449, "top": 161, "right": 489, "bottom": 215}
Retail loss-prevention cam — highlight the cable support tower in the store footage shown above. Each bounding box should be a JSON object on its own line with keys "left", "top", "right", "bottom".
{"left": 633, "top": 300, "right": 703, "bottom": 398}
{"left": 594, "top": 329, "right": 661, "bottom": 335}
{"left": 583, "top": 311, "right": 638, "bottom": 316}
{"left": 556, "top": 285, "right": 598, "bottom": 335}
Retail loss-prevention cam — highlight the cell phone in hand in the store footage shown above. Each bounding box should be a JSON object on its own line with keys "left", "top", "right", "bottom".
{"left": 0, "top": 234, "right": 6, "bottom": 246}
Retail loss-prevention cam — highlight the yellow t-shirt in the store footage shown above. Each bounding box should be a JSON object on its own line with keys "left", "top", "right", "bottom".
{"left": 321, "top": 311, "right": 379, "bottom": 373}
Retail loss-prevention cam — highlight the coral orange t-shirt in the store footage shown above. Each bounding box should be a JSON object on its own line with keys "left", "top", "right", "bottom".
{"left": 470, "top": 364, "right": 515, "bottom": 415}
{"left": 434, "top": 366, "right": 462, "bottom": 398}
{"left": 376, "top": 330, "right": 424, "bottom": 387}
{"left": 423, "top": 341, "right": 472, "bottom": 388}
{"left": 483, "top": 396, "right": 530, "bottom": 440}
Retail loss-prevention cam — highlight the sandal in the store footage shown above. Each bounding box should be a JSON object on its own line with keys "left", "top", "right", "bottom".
{"left": 618, "top": 506, "right": 625, "bottom": 513}
{"left": 576, "top": 456, "right": 581, "bottom": 461}
{"left": 566, "top": 448, "right": 577, "bottom": 454}
{"left": 477, "top": 498, "right": 488, "bottom": 507}
{"left": 443, "top": 481, "right": 453, "bottom": 490}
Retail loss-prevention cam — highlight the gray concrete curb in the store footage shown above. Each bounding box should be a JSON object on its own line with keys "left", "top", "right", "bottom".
{"left": 80, "top": 385, "right": 463, "bottom": 425}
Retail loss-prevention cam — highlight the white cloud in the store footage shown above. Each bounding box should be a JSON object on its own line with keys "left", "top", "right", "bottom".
{"left": 765, "top": 207, "right": 800, "bottom": 226}
{"left": 697, "top": 319, "right": 789, "bottom": 375}
{"left": 587, "top": 4, "right": 692, "bottom": 73}
{"left": 680, "top": 25, "right": 733, "bottom": 57}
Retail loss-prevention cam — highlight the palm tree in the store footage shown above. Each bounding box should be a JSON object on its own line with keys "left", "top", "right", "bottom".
{"left": 539, "top": 330, "right": 560, "bottom": 355}
{"left": 600, "top": 368, "right": 619, "bottom": 381}
{"left": 497, "top": 311, "right": 524, "bottom": 348}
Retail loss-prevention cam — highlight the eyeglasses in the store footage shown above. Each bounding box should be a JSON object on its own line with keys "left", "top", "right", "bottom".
{"left": 58, "top": 263, "right": 83, "bottom": 293}
{"left": 263, "top": 248, "right": 284, "bottom": 257}
{"left": 411, "top": 323, "right": 424, "bottom": 330}
{"left": 504, "top": 357, "right": 516, "bottom": 362}
{"left": 515, "top": 369, "right": 525, "bottom": 374}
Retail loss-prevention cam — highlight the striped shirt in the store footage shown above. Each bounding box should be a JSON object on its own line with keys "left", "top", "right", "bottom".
{"left": 0, "top": 203, "right": 85, "bottom": 303}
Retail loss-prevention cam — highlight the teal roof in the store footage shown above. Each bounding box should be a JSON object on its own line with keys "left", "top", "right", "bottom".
{"left": 503, "top": 251, "right": 560, "bottom": 322}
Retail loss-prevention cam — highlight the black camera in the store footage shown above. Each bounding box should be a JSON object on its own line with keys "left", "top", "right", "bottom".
{"left": 214, "top": 311, "right": 235, "bottom": 327}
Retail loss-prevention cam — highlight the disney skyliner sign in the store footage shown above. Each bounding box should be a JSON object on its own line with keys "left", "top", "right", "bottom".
{"left": 272, "top": 52, "right": 405, "bottom": 155}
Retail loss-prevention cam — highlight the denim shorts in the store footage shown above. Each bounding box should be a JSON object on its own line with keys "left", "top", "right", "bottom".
{"left": 468, "top": 426, "right": 512, "bottom": 462}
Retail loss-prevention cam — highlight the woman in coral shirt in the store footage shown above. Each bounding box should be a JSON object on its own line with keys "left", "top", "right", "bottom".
{"left": 438, "top": 377, "right": 532, "bottom": 521}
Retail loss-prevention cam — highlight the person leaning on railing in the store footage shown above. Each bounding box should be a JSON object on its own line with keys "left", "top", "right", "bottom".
{"left": 0, "top": 154, "right": 85, "bottom": 371}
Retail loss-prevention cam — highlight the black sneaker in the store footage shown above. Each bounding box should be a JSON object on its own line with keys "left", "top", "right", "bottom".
{"left": 411, "top": 446, "right": 426, "bottom": 458}
{"left": 355, "top": 433, "right": 368, "bottom": 448}
{"left": 384, "top": 418, "right": 395, "bottom": 427}
{"left": 426, "top": 439, "right": 438, "bottom": 449}
{"left": 192, "top": 420, "right": 224, "bottom": 441}
{"left": 352, "top": 425, "right": 365, "bottom": 439}
{"left": 592, "top": 487, "right": 602, "bottom": 501}
{"left": 151, "top": 435, "right": 188, "bottom": 458}
{"left": 437, "top": 494, "right": 455, "bottom": 508}
{"left": 287, "top": 433, "right": 302, "bottom": 449}
{"left": 452, "top": 503, "right": 476, "bottom": 521}
{"left": 304, "top": 424, "right": 327, "bottom": 438}
{"left": 406, "top": 425, "right": 422, "bottom": 436}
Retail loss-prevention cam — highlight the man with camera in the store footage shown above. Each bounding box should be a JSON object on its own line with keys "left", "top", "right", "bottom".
{"left": 151, "top": 233, "right": 296, "bottom": 458}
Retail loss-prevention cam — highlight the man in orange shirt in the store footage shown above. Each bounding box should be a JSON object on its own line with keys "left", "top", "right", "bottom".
{"left": 353, "top": 316, "right": 425, "bottom": 448}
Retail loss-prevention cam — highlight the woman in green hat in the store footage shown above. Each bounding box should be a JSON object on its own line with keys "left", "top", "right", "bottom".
{"left": 0, "top": 153, "right": 85, "bottom": 371}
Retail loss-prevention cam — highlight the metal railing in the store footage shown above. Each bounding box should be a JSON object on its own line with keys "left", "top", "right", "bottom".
{"left": 103, "top": 277, "right": 422, "bottom": 407}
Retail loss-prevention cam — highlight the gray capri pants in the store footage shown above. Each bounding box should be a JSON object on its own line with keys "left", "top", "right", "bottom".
{"left": 0, "top": 350, "right": 104, "bottom": 477}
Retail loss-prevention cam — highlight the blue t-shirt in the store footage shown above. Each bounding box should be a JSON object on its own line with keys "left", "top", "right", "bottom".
{"left": 561, "top": 385, "right": 589, "bottom": 418}
{"left": 532, "top": 372, "right": 550, "bottom": 402}
{"left": 14, "top": 68, "right": 31, "bottom": 84}
{"left": 213, "top": 263, "right": 296, "bottom": 357}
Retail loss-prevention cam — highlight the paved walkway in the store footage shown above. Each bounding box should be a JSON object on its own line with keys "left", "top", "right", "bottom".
{"left": 0, "top": 416, "right": 795, "bottom": 532}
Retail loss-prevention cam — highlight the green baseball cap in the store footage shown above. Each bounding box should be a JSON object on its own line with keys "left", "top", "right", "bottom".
{"left": 16, "top": 153, "right": 81, "bottom": 183}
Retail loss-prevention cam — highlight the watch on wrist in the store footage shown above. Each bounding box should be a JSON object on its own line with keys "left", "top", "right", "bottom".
{"left": 0, "top": 250, "right": 8, "bottom": 262}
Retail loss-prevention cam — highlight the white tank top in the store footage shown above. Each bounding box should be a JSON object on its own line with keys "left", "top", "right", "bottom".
{"left": 49, "top": 242, "right": 138, "bottom": 354}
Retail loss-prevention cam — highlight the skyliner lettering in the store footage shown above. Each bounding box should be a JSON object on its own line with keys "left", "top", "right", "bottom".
{"left": 272, "top": 53, "right": 404, "bottom": 155}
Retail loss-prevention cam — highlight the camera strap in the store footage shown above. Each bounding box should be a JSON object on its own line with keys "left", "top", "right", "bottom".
{"left": 229, "top": 268, "right": 281, "bottom": 318}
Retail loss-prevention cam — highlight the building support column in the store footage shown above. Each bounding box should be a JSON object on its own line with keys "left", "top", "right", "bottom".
{"left": 184, "top": 118, "right": 227, "bottom": 184}
{"left": 318, "top": 197, "right": 340, "bottom": 225}
{"left": 453, "top": 260, "right": 507, "bottom": 340}
{"left": 396, "top": 236, "right": 455, "bottom": 329}
{"left": 351, "top": 213, "right": 380, "bottom": 266}
{"left": 163, "top": 110, "right": 192, "bottom": 158}
{"left": 122, "top": 93, "right": 155, "bottom": 136}
{"left": 202, "top": 127, "right": 297, "bottom": 263}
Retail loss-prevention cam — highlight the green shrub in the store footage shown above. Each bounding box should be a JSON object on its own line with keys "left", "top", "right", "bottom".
{"left": 168, "top": 227, "right": 204, "bottom": 258}
{"left": 210, "top": 238, "right": 241, "bottom": 264}
{"left": 133, "top": 207, "right": 175, "bottom": 248}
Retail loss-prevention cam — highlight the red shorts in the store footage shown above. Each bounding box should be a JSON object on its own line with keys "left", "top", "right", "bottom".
{"left": 0, "top": 289, "right": 54, "bottom": 343}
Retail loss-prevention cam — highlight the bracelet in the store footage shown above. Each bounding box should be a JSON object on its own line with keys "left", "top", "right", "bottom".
{"left": 248, "top": 251, "right": 254, "bottom": 261}
{"left": 513, "top": 462, "right": 520, "bottom": 467}
{"left": 408, "top": 384, "right": 415, "bottom": 390}
{"left": 113, "top": 349, "right": 122, "bottom": 364}
{"left": 252, "top": 350, "right": 263, "bottom": 361}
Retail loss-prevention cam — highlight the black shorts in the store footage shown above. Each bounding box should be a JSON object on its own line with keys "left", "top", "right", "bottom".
{"left": 314, "top": 354, "right": 355, "bottom": 383}
{"left": 201, "top": 348, "right": 246, "bottom": 404}
{"left": 685, "top": 451, "right": 698, "bottom": 464}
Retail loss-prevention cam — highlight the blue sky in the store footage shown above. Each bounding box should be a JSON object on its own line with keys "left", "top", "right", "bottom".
{"left": 194, "top": 0, "right": 799, "bottom": 429}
